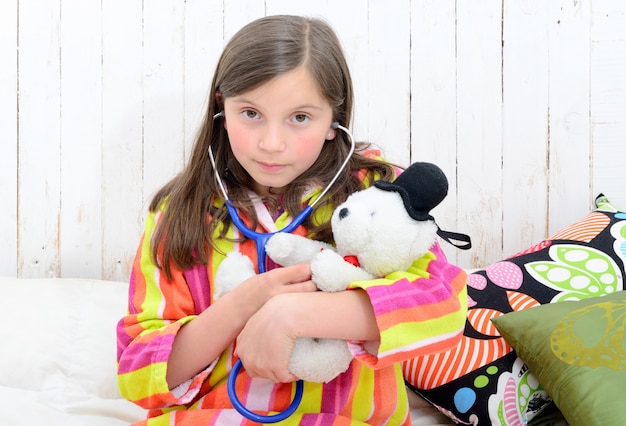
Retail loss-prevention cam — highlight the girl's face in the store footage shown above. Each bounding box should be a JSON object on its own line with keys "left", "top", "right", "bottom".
{"left": 222, "top": 66, "right": 337, "bottom": 198}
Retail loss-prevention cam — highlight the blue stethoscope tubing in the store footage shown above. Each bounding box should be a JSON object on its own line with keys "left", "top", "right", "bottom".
{"left": 227, "top": 353, "right": 305, "bottom": 423}
{"left": 227, "top": 203, "right": 313, "bottom": 274}
{"left": 225, "top": 202, "right": 310, "bottom": 423}
{"left": 209, "top": 113, "right": 355, "bottom": 422}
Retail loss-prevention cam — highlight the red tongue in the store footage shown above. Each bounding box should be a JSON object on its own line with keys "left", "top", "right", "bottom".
{"left": 343, "top": 255, "right": 360, "bottom": 267}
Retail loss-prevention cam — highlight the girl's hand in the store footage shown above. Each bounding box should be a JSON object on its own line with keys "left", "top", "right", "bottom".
{"left": 234, "top": 290, "right": 380, "bottom": 384}
{"left": 232, "top": 263, "right": 317, "bottom": 315}
{"left": 235, "top": 293, "right": 301, "bottom": 383}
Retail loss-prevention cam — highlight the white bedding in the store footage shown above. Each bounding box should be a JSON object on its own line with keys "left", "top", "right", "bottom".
{"left": 0, "top": 277, "right": 454, "bottom": 425}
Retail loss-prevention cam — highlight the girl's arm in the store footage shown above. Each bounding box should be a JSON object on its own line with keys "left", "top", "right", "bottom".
{"left": 116, "top": 210, "right": 317, "bottom": 408}
{"left": 166, "top": 263, "right": 316, "bottom": 388}
{"left": 235, "top": 242, "right": 468, "bottom": 382}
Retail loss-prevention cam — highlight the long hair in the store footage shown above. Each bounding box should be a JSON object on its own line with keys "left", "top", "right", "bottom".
{"left": 150, "top": 15, "right": 396, "bottom": 277}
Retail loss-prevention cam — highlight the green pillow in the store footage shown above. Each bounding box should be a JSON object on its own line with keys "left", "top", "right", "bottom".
{"left": 492, "top": 290, "right": 626, "bottom": 425}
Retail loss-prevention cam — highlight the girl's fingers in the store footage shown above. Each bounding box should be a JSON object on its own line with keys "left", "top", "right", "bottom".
{"left": 268, "top": 262, "right": 312, "bottom": 284}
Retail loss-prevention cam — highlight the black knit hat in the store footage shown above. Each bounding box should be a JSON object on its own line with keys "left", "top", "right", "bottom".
{"left": 374, "top": 162, "right": 448, "bottom": 222}
{"left": 374, "top": 162, "right": 472, "bottom": 250}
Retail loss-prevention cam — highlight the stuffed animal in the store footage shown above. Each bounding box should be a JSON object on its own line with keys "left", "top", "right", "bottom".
{"left": 214, "top": 162, "right": 469, "bottom": 383}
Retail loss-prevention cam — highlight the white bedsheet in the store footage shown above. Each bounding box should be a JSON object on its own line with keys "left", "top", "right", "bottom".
{"left": 0, "top": 277, "right": 453, "bottom": 425}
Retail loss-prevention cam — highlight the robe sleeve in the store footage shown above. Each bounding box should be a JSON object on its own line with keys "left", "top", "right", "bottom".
{"left": 346, "top": 242, "right": 468, "bottom": 369}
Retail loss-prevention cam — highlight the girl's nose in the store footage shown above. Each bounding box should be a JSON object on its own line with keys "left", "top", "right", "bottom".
{"left": 258, "top": 123, "right": 286, "bottom": 152}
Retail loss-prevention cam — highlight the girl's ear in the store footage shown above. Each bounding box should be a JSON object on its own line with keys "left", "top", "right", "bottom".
{"left": 325, "top": 127, "right": 337, "bottom": 140}
{"left": 215, "top": 91, "right": 227, "bottom": 129}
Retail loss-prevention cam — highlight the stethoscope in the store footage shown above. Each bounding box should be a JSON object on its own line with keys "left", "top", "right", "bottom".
{"left": 209, "top": 112, "right": 356, "bottom": 423}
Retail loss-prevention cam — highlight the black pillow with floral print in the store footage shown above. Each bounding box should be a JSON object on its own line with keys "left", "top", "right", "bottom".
{"left": 403, "top": 195, "right": 626, "bottom": 425}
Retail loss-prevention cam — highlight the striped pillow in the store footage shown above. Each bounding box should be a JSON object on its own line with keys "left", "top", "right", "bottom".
{"left": 404, "top": 194, "right": 626, "bottom": 425}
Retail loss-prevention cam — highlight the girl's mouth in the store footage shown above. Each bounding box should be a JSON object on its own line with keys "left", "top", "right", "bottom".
{"left": 257, "top": 162, "right": 286, "bottom": 173}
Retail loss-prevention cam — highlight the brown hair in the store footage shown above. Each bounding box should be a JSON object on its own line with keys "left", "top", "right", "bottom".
{"left": 150, "top": 15, "right": 396, "bottom": 277}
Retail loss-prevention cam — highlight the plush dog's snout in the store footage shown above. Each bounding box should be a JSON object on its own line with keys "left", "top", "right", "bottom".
{"left": 338, "top": 207, "right": 349, "bottom": 220}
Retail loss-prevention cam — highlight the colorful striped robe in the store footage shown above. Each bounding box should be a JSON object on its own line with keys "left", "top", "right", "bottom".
{"left": 116, "top": 181, "right": 468, "bottom": 426}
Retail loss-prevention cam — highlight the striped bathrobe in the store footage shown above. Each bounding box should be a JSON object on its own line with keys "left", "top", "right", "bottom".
{"left": 116, "top": 168, "right": 468, "bottom": 426}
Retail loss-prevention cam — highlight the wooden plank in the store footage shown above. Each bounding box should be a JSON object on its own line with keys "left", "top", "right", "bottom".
{"left": 59, "top": 0, "right": 103, "bottom": 278}
{"left": 265, "top": 0, "right": 332, "bottom": 18}
{"left": 547, "top": 0, "right": 592, "bottom": 234}
{"left": 591, "top": 0, "right": 626, "bottom": 209}
{"left": 0, "top": 0, "right": 18, "bottom": 276}
{"left": 501, "top": 0, "right": 550, "bottom": 258}
{"left": 101, "top": 0, "right": 144, "bottom": 281}
{"left": 17, "top": 0, "right": 62, "bottom": 278}
{"left": 223, "top": 0, "right": 264, "bottom": 43}
{"left": 410, "top": 0, "right": 459, "bottom": 264}
{"left": 592, "top": 122, "right": 626, "bottom": 209}
{"left": 456, "top": 0, "right": 504, "bottom": 268}
{"left": 328, "top": 4, "right": 369, "bottom": 144}
{"left": 367, "top": 0, "right": 411, "bottom": 167}
{"left": 591, "top": 41, "right": 626, "bottom": 209}
{"left": 182, "top": 1, "right": 224, "bottom": 160}
{"left": 590, "top": 0, "right": 626, "bottom": 42}
{"left": 142, "top": 1, "right": 185, "bottom": 201}
{"left": 590, "top": 41, "right": 626, "bottom": 122}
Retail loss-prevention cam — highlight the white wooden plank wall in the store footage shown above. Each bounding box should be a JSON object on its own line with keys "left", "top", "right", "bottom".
{"left": 1, "top": 0, "right": 625, "bottom": 281}
{"left": 0, "top": 0, "right": 18, "bottom": 277}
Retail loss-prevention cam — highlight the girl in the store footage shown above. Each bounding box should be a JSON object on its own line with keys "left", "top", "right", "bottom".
{"left": 117, "top": 15, "right": 467, "bottom": 425}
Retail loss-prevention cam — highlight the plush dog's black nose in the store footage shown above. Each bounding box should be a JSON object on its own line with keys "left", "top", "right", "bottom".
{"left": 338, "top": 207, "right": 349, "bottom": 220}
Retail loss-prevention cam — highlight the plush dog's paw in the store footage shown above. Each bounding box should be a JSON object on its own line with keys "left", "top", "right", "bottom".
{"left": 266, "top": 233, "right": 331, "bottom": 266}
{"left": 311, "top": 249, "right": 375, "bottom": 292}
{"left": 288, "top": 337, "right": 352, "bottom": 383}
{"left": 214, "top": 252, "right": 255, "bottom": 300}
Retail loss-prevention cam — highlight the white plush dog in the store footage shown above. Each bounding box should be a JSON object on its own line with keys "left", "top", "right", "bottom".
{"left": 215, "top": 162, "right": 468, "bottom": 383}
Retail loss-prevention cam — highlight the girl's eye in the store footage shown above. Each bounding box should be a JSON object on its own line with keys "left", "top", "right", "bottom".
{"left": 292, "top": 114, "right": 309, "bottom": 124}
{"left": 243, "top": 110, "right": 259, "bottom": 120}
